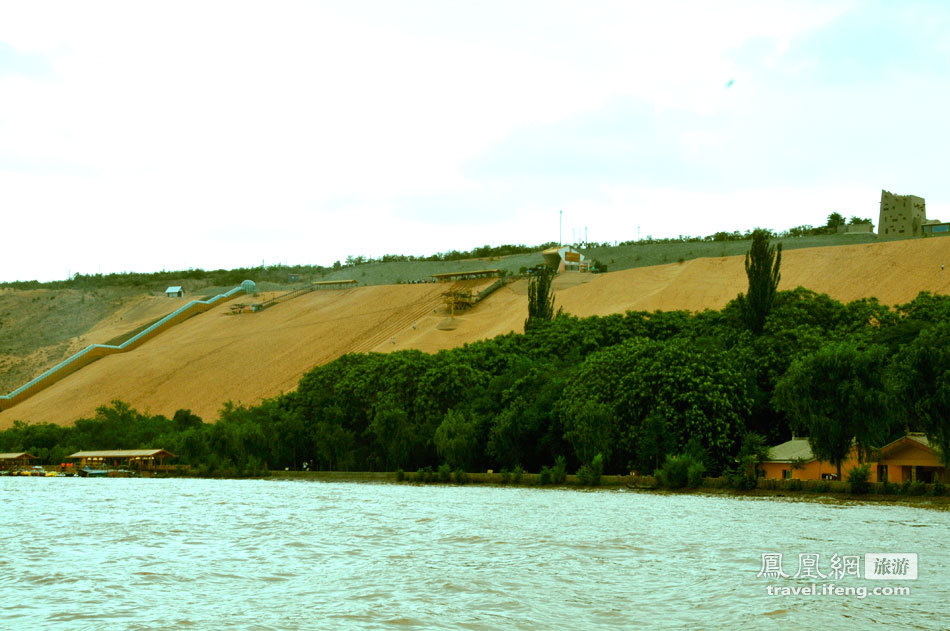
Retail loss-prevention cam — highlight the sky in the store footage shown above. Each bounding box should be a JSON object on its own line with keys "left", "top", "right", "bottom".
{"left": 1, "top": 1, "right": 948, "bottom": 282}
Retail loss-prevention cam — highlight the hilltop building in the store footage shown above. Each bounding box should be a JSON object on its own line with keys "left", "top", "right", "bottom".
{"left": 165, "top": 286, "right": 184, "bottom": 297}
{"left": 878, "top": 190, "right": 948, "bottom": 237}
{"left": 542, "top": 245, "right": 590, "bottom": 272}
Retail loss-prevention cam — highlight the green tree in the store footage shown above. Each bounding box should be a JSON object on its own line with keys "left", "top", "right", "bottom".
{"left": 559, "top": 337, "right": 750, "bottom": 474}
{"left": 525, "top": 267, "right": 561, "bottom": 330}
{"left": 888, "top": 322, "right": 950, "bottom": 465}
{"left": 563, "top": 401, "right": 614, "bottom": 465}
{"left": 736, "top": 432, "right": 770, "bottom": 478}
{"left": 485, "top": 360, "right": 568, "bottom": 471}
{"left": 616, "top": 339, "right": 751, "bottom": 473}
{"left": 433, "top": 408, "right": 479, "bottom": 470}
{"left": 309, "top": 405, "right": 356, "bottom": 471}
{"left": 367, "top": 397, "right": 416, "bottom": 470}
{"left": 172, "top": 409, "right": 204, "bottom": 432}
{"left": 826, "top": 212, "right": 846, "bottom": 229}
{"left": 735, "top": 228, "right": 782, "bottom": 335}
{"left": 773, "top": 342, "right": 892, "bottom": 479}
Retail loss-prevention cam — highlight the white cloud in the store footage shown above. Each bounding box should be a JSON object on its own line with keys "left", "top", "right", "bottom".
{"left": 1, "top": 1, "right": 945, "bottom": 282}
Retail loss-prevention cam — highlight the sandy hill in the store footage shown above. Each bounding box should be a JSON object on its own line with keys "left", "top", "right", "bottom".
{"left": 0, "top": 289, "right": 192, "bottom": 394}
{"left": 2, "top": 238, "right": 948, "bottom": 428}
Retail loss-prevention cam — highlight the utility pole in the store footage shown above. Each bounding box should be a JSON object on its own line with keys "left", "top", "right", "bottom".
{"left": 585, "top": 226, "right": 588, "bottom": 245}
{"left": 559, "top": 210, "right": 563, "bottom": 246}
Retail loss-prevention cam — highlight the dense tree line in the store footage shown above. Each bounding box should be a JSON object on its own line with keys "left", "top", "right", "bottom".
{"left": 2, "top": 288, "right": 947, "bottom": 477}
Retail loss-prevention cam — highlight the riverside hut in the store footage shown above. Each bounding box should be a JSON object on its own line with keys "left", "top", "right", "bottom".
{"left": 0, "top": 452, "right": 38, "bottom": 471}
{"left": 67, "top": 449, "right": 177, "bottom": 471}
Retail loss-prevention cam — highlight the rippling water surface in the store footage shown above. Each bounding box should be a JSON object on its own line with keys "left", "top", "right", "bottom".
{"left": 1, "top": 478, "right": 947, "bottom": 630}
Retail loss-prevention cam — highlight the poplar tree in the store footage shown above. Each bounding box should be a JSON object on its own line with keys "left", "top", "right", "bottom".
{"left": 737, "top": 229, "right": 782, "bottom": 335}
{"left": 525, "top": 267, "right": 560, "bottom": 330}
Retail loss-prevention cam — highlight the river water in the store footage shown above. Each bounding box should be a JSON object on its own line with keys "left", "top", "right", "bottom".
{"left": 1, "top": 478, "right": 947, "bottom": 630}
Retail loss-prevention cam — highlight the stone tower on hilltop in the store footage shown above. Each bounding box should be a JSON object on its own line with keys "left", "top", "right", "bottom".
{"left": 878, "top": 190, "right": 926, "bottom": 237}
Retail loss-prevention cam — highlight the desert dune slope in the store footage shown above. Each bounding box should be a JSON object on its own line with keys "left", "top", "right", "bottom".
{"left": 2, "top": 238, "right": 948, "bottom": 427}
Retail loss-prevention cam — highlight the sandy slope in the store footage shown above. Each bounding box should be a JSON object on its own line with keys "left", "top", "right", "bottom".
{"left": 84, "top": 294, "right": 193, "bottom": 342}
{"left": 2, "top": 238, "right": 948, "bottom": 427}
{"left": 0, "top": 290, "right": 192, "bottom": 393}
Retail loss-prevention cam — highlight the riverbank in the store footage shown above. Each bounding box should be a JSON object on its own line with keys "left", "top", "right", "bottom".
{"left": 268, "top": 470, "right": 950, "bottom": 510}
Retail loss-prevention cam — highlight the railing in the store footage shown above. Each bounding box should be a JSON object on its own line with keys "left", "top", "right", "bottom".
{"left": 0, "top": 286, "right": 245, "bottom": 411}
{"left": 251, "top": 286, "right": 314, "bottom": 312}
{"left": 475, "top": 276, "right": 510, "bottom": 302}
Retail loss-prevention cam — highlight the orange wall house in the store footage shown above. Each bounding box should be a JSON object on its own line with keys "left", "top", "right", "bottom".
{"left": 874, "top": 434, "right": 946, "bottom": 483}
{"left": 760, "top": 433, "right": 946, "bottom": 483}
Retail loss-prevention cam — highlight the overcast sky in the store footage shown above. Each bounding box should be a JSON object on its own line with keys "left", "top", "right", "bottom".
{"left": 1, "top": 1, "right": 948, "bottom": 282}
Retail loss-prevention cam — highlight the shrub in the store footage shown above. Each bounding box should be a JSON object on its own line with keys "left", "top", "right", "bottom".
{"left": 552, "top": 456, "right": 567, "bottom": 484}
{"left": 577, "top": 453, "right": 604, "bottom": 486}
{"left": 813, "top": 481, "right": 831, "bottom": 493}
{"left": 847, "top": 464, "right": 872, "bottom": 495}
{"left": 453, "top": 468, "right": 468, "bottom": 484}
{"left": 499, "top": 468, "right": 511, "bottom": 484}
{"left": 879, "top": 480, "right": 897, "bottom": 495}
{"left": 395, "top": 468, "right": 405, "bottom": 482}
{"left": 511, "top": 464, "right": 524, "bottom": 484}
{"left": 539, "top": 467, "right": 552, "bottom": 485}
{"left": 540, "top": 456, "right": 568, "bottom": 485}
{"left": 416, "top": 466, "right": 433, "bottom": 483}
{"left": 687, "top": 461, "right": 705, "bottom": 488}
{"left": 655, "top": 453, "right": 704, "bottom": 489}
{"left": 438, "top": 463, "right": 452, "bottom": 482}
{"left": 932, "top": 480, "right": 946, "bottom": 496}
{"left": 903, "top": 481, "right": 926, "bottom": 496}
{"left": 729, "top": 470, "right": 756, "bottom": 490}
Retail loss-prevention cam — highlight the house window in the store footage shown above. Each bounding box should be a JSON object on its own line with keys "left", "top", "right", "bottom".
{"left": 782, "top": 469, "right": 791, "bottom": 479}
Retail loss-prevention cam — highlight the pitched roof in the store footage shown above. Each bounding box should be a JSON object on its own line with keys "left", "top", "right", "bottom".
{"left": 67, "top": 449, "right": 176, "bottom": 459}
{"left": 878, "top": 433, "right": 934, "bottom": 456}
{"left": 765, "top": 433, "right": 937, "bottom": 464}
{"left": 764, "top": 438, "right": 816, "bottom": 463}
{"left": 0, "top": 452, "right": 37, "bottom": 460}
{"left": 165, "top": 286, "right": 183, "bottom": 293}
{"left": 906, "top": 433, "right": 933, "bottom": 448}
